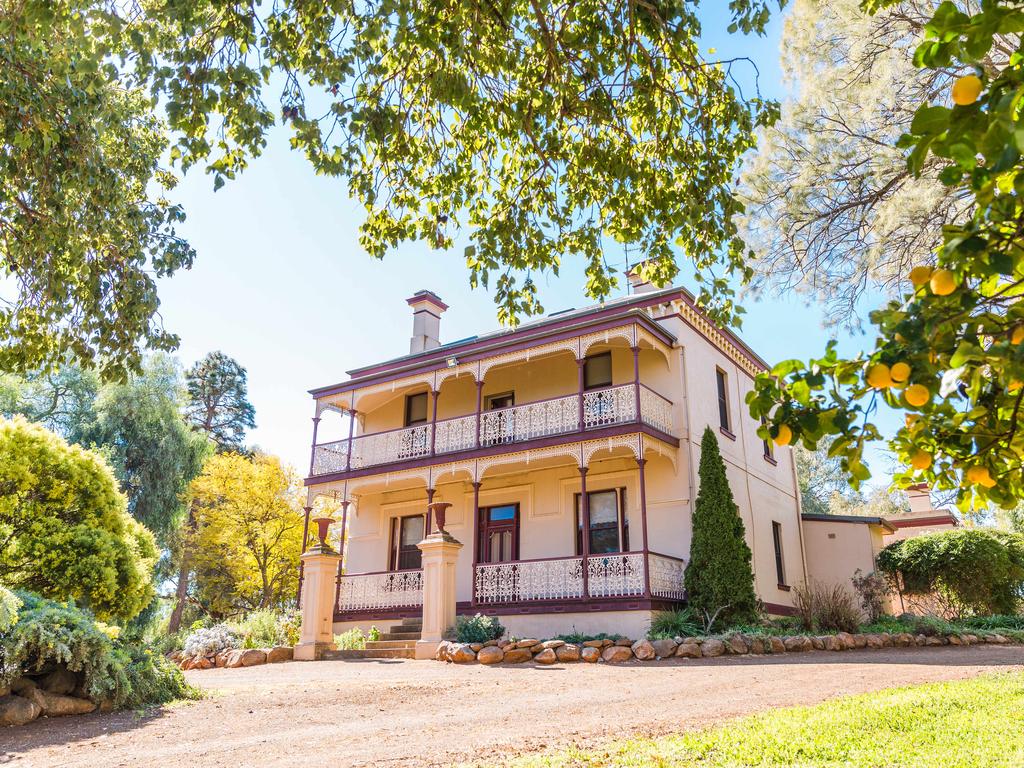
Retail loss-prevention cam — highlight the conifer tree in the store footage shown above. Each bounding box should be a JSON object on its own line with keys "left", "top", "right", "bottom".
{"left": 684, "top": 427, "right": 758, "bottom": 629}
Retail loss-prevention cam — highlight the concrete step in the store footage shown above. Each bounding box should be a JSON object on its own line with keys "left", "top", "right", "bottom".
{"left": 399, "top": 617, "right": 423, "bottom": 628}
{"left": 379, "top": 632, "right": 421, "bottom": 641}
{"left": 365, "top": 640, "right": 417, "bottom": 650}
{"left": 324, "top": 648, "right": 415, "bottom": 660}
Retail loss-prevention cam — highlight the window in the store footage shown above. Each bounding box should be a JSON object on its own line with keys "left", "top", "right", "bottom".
{"left": 772, "top": 521, "right": 787, "bottom": 587}
{"left": 761, "top": 417, "right": 774, "bottom": 461}
{"left": 575, "top": 489, "right": 628, "bottom": 554}
{"left": 389, "top": 515, "right": 425, "bottom": 570}
{"left": 584, "top": 352, "right": 613, "bottom": 390}
{"left": 404, "top": 392, "right": 429, "bottom": 426}
{"left": 477, "top": 504, "right": 519, "bottom": 563}
{"left": 715, "top": 368, "right": 731, "bottom": 432}
{"left": 486, "top": 392, "right": 515, "bottom": 410}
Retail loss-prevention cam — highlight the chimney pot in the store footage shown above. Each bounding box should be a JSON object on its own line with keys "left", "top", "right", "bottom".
{"left": 626, "top": 261, "right": 658, "bottom": 294}
{"left": 406, "top": 291, "right": 447, "bottom": 353}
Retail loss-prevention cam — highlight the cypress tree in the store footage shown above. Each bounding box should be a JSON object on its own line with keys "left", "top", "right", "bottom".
{"left": 684, "top": 426, "right": 758, "bottom": 628}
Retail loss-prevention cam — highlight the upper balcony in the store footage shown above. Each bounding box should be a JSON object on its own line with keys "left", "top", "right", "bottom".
{"left": 307, "top": 312, "right": 678, "bottom": 482}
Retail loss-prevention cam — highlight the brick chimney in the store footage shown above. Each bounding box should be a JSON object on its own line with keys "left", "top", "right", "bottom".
{"left": 906, "top": 483, "right": 934, "bottom": 514}
{"left": 407, "top": 291, "right": 448, "bottom": 354}
{"left": 626, "top": 261, "right": 658, "bottom": 295}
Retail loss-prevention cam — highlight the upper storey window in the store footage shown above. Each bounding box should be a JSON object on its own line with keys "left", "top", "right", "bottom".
{"left": 405, "top": 392, "right": 429, "bottom": 426}
{"left": 584, "top": 352, "right": 613, "bottom": 390}
{"left": 716, "top": 368, "right": 731, "bottom": 432}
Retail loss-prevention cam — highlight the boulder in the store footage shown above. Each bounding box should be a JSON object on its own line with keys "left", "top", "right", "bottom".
{"left": 851, "top": 634, "right": 868, "bottom": 649}
{"left": 450, "top": 644, "right": 477, "bottom": 664}
{"left": 836, "top": 632, "right": 856, "bottom": 650}
{"left": 196, "top": 656, "right": 215, "bottom": 670}
{"left": 515, "top": 638, "right": 540, "bottom": 650}
{"left": 529, "top": 643, "right": 545, "bottom": 654}
{"left": 483, "top": 640, "right": 499, "bottom": 648}
{"left": 701, "top": 638, "right": 725, "bottom": 657}
{"left": 614, "top": 638, "right": 633, "bottom": 647}
{"left": 880, "top": 633, "right": 894, "bottom": 647}
{"left": 469, "top": 643, "right": 484, "bottom": 653}
{"left": 947, "top": 634, "right": 962, "bottom": 646}
{"left": 864, "top": 634, "right": 884, "bottom": 649}
{"left": 602, "top": 645, "right": 634, "bottom": 663}
{"left": 581, "top": 647, "right": 600, "bottom": 663}
{"left": 651, "top": 639, "right": 678, "bottom": 659}
{"left": 40, "top": 667, "right": 79, "bottom": 696}
{"left": 582, "top": 639, "right": 605, "bottom": 649}
{"left": 267, "top": 646, "right": 293, "bottom": 663}
{"left": 675, "top": 642, "right": 702, "bottom": 659}
{"left": 810, "top": 636, "right": 826, "bottom": 650}
{"left": 748, "top": 637, "right": 765, "bottom": 655}
{"left": 823, "top": 635, "right": 844, "bottom": 652}
{"left": 0, "top": 694, "right": 41, "bottom": 727}
{"left": 477, "top": 646, "right": 504, "bottom": 665}
{"left": 10, "top": 678, "right": 36, "bottom": 695}
{"left": 225, "top": 650, "right": 246, "bottom": 669}
{"left": 503, "top": 648, "right": 533, "bottom": 664}
{"left": 769, "top": 637, "right": 786, "bottom": 654}
{"left": 783, "top": 636, "right": 810, "bottom": 652}
{"left": 238, "top": 649, "right": 267, "bottom": 667}
{"left": 435, "top": 642, "right": 452, "bottom": 662}
{"left": 541, "top": 639, "right": 566, "bottom": 650}
{"left": 727, "top": 635, "right": 749, "bottom": 655}
{"left": 555, "top": 644, "right": 581, "bottom": 663}
{"left": 963, "top": 634, "right": 978, "bottom": 645}
{"left": 991, "top": 634, "right": 1010, "bottom": 644}
{"left": 534, "top": 648, "right": 558, "bottom": 665}
{"left": 215, "top": 650, "right": 231, "bottom": 668}
{"left": 38, "top": 692, "right": 96, "bottom": 717}
{"left": 631, "top": 640, "right": 656, "bottom": 660}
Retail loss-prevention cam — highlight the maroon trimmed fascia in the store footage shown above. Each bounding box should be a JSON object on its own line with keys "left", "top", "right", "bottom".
{"left": 303, "top": 422, "right": 679, "bottom": 487}
{"left": 887, "top": 515, "right": 958, "bottom": 529}
{"left": 310, "top": 309, "right": 676, "bottom": 399}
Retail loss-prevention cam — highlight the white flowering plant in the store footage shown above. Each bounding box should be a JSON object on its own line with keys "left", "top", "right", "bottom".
{"left": 182, "top": 624, "right": 238, "bottom": 659}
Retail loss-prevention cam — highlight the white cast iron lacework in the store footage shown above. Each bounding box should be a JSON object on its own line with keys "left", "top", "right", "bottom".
{"left": 475, "top": 557, "right": 584, "bottom": 603}
{"left": 586, "top": 553, "right": 645, "bottom": 598}
{"left": 639, "top": 387, "right": 673, "bottom": 434}
{"left": 648, "top": 553, "right": 687, "bottom": 600}
{"left": 434, "top": 415, "right": 477, "bottom": 454}
{"left": 480, "top": 394, "right": 579, "bottom": 446}
{"left": 349, "top": 425, "right": 431, "bottom": 469}
{"left": 312, "top": 439, "right": 349, "bottom": 475}
{"left": 336, "top": 570, "right": 423, "bottom": 611}
{"left": 582, "top": 385, "right": 636, "bottom": 429}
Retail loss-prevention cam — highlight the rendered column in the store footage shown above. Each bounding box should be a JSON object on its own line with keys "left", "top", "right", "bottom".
{"left": 294, "top": 545, "right": 342, "bottom": 661}
{"left": 415, "top": 530, "right": 464, "bottom": 660}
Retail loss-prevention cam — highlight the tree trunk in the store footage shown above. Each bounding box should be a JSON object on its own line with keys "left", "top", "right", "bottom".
{"left": 167, "top": 506, "right": 196, "bottom": 634}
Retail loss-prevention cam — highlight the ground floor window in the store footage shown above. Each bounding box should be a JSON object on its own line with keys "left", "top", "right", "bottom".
{"left": 389, "top": 514, "right": 425, "bottom": 571}
{"left": 477, "top": 503, "right": 519, "bottom": 563}
{"left": 575, "top": 488, "right": 628, "bottom": 555}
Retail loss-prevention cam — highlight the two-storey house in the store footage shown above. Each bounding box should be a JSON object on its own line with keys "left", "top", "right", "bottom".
{"left": 299, "top": 269, "right": 806, "bottom": 646}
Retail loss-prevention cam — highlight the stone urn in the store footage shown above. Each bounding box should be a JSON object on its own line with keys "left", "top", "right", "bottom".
{"left": 312, "top": 516, "right": 335, "bottom": 547}
{"left": 428, "top": 502, "right": 453, "bottom": 534}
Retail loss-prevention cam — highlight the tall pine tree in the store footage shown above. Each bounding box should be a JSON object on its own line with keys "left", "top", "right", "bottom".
{"left": 684, "top": 427, "right": 758, "bottom": 628}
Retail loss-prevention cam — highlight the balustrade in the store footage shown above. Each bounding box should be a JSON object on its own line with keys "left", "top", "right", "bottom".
{"left": 336, "top": 570, "right": 423, "bottom": 612}
{"left": 311, "top": 383, "right": 673, "bottom": 475}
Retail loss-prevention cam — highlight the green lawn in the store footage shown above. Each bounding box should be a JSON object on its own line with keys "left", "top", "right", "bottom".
{"left": 503, "top": 672, "right": 1024, "bottom": 768}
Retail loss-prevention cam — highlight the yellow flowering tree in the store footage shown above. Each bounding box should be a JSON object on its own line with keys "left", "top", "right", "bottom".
{"left": 187, "top": 453, "right": 305, "bottom": 617}
{"left": 0, "top": 417, "right": 157, "bottom": 622}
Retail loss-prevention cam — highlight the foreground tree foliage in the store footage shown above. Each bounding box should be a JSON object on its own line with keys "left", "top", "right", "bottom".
{"left": 684, "top": 428, "right": 758, "bottom": 628}
{"left": 752, "top": 0, "right": 1024, "bottom": 512}
{"left": 0, "top": 2, "right": 194, "bottom": 378}
{"left": 0, "top": 417, "right": 157, "bottom": 622}
{"left": 188, "top": 453, "right": 304, "bottom": 617}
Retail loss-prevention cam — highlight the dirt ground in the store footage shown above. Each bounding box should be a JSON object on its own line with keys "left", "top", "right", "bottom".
{"left": 3, "top": 645, "right": 1021, "bottom": 768}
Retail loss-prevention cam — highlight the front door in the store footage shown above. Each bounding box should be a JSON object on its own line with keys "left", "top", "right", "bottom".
{"left": 478, "top": 503, "right": 519, "bottom": 563}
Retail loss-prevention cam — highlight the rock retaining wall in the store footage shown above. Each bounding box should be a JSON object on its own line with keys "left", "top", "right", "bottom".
{"left": 0, "top": 668, "right": 106, "bottom": 727}
{"left": 435, "top": 631, "right": 1015, "bottom": 665}
{"left": 169, "top": 645, "right": 294, "bottom": 670}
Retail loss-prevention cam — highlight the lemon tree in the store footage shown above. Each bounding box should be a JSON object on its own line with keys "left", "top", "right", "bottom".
{"left": 749, "top": 1, "right": 1024, "bottom": 512}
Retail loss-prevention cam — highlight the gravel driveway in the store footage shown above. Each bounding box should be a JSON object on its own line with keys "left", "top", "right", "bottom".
{"left": 3, "top": 645, "right": 1021, "bottom": 768}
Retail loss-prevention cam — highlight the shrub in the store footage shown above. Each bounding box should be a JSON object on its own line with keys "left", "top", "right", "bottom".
{"left": 792, "top": 581, "right": 860, "bottom": 633}
{"left": 277, "top": 609, "right": 301, "bottom": 646}
{"left": 554, "top": 630, "right": 614, "bottom": 644}
{"left": 851, "top": 569, "right": 890, "bottom": 622}
{"left": 182, "top": 624, "right": 238, "bottom": 658}
{"left": 368, "top": 625, "right": 381, "bottom": 642}
{"left": 649, "top": 607, "right": 703, "bottom": 639}
{"left": 961, "top": 614, "right": 1024, "bottom": 632}
{"left": 876, "top": 529, "right": 1024, "bottom": 617}
{"left": 335, "top": 628, "right": 366, "bottom": 650}
{"left": 0, "top": 590, "right": 196, "bottom": 708}
{"left": 453, "top": 613, "right": 505, "bottom": 643}
{"left": 684, "top": 428, "right": 758, "bottom": 629}
{"left": 0, "top": 584, "right": 19, "bottom": 633}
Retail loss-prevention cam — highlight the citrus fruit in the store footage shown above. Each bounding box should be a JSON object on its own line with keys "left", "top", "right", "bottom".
{"left": 1013, "top": 325, "right": 1024, "bottom": 345}
{"left": 966, "top": 465, "right": 996, "bottom": 488}
{"left": 930, "top": 269, "right": 958, "bottom": 296}
{"left": 890, "top": 362, "right": 911, "bottom": 382}
{"left": 904, "top": 384, "right": 930, "bottom": 407}
{"left": 908, "top": 265, "right": 932, "bottom": 287}
{"left": 952, "top": 74, "right": 983, "bottom": 105}
{"left": 773, "top": 424, "right": 793, "bottom": 447}
{"left": 910, "top": 450, "right": 932, "bottom": 471}
{"left": 866, "top": 363, "right": 893, "bottom": 389}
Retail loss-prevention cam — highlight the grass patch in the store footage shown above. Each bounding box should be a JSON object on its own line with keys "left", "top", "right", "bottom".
{"left": 502, "top": 672, "right": 1024, "bottom": 767}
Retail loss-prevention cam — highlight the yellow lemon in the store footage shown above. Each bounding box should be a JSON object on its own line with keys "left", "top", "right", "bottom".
{"left": 1012, "top": 325, "right": 1024, "bottom": 345}
{"left": 773, "top": 424, "right": 793, "bottom": 447}
{"left": 930, "top": 269, "right": 958, "bottom": 296}
{"left": 908, "top": 265, "right": 933, "bottom": 287}
{"left": 890, "top": 362, "right": 911, "bottom": 383}
{"left": 866, "top": 363, "right": 893, "bottom": 389}
{"left": 910, "top": 450, "right": 932, "bottom": 471}
{"left": 966, "top": 465, "right": 996, "bottom": 488}
{"left": 904, "top": 384, "right": 931, "bottom": 407}
{"left": 952, "top": 74, "right": 983, "bottom": 106}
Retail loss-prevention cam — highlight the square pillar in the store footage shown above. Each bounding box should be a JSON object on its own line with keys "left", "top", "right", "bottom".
{"left": 294, "top": 545, "right": 341, "bottom": 661}
{"left": 415, "top": 531, "right": 464, "bottom": 660}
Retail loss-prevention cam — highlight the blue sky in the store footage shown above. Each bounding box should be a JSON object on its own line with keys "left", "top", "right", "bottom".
{"left": 156, "top": 6, "right": 897, "bottom": 484}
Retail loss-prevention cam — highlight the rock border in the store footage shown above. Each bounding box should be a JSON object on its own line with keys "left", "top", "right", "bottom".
{"left": 170, "top": 645, "right": 293, "bottom": 670}
{"left": 434, "top": 631, "right": 1016, "bottom": 665}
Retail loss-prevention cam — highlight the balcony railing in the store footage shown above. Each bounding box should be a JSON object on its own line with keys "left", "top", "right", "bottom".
{"left": 312, "top": 383, "right": 673, "bottom": 476}
{"left": 336, "top": 569, "right": 423, "bottom": 612}
{"left": 473, "top": 552, "right": 685, "bottom": 605}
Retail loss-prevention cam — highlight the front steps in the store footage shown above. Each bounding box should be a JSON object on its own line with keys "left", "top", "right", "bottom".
{"left": 324, "top": 617, "right": 421, "bottom": 660}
